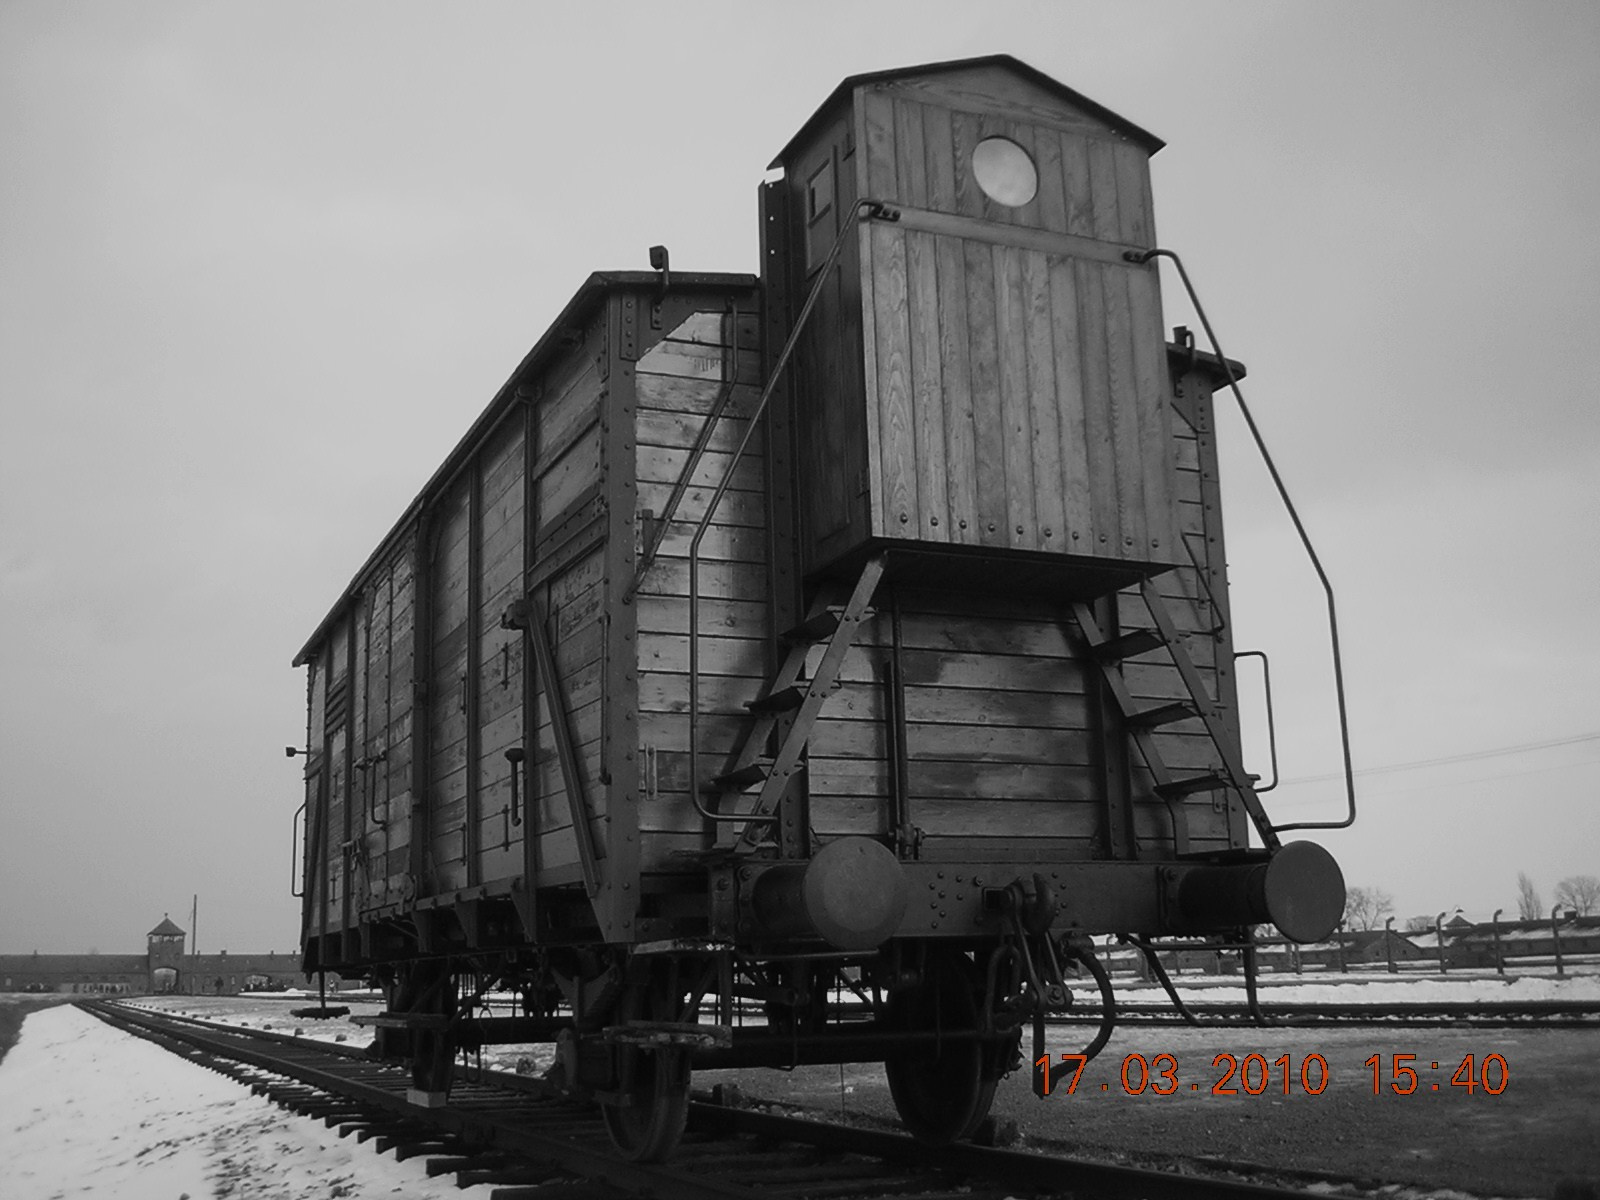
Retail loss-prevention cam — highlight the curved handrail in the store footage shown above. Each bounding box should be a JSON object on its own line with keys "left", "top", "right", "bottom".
{"left": 1125, "top": 247, "right": 1356, "bottom": 832}
{"left": 689, "top": 199, "right": 899, "bottom": 825}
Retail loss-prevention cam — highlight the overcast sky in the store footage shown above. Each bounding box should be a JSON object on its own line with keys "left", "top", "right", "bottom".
{"left": 3, "top": 2, "right": 1597, "bottom": 956}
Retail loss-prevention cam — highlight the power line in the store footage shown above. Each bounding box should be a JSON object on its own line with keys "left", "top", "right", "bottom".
{"left": 1269, "top": 755, "right": 1600, "bottom": 806}
{"left": 1274, "top": 731, "right": 1600, "bottom": 787}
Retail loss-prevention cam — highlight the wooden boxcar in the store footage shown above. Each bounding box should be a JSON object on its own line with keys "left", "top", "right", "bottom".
{"left": 293, "top": 55, "right": 1347, "bottom": 1160}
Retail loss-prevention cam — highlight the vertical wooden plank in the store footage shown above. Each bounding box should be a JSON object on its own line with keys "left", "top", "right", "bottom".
{"left": 993, "top": 243, "right": 1035, "bottom": 548}
{"left": 862, "top": 88, "right": 898, "bottom": 201}
{"left": 935, "top": 234, "right": 978, "bottom": 543}
{"left": 1074, "top": 262, "right": 1118, "bottom": 554}
{"left": 923, "top": 104, "right": 956, "bottom": 212}
{"left": 1060, "top": 131, "right": 1095, "bottom": 239}
{"left": 963, "top": 239, "right": 1006, "bottom": 546}
{"left": 519, "top": 386, "right": 544, "bottom": 900}
{"left": 856, "top": 204, "right": 881, "bottom": 545}
{"left": 602, "top": 294, "right": 642, "bottom": 940}
{"left": 1086, "top": 137, "right": 1121, "bottom": 243}
{"left": 1141, "top": 152, "right": 1159, "bottom": 248}
{"left": 1112, "top": 141, "right": 1153, "bottom": 248}
{"left": 1048, "top": 258, "right": 1094, "bottom": 549}
{"left": 1033, "top": 126, "right": 1067, "bottom": 235}
{"left": 1003, "top": 120, "right": 1043, "bottom": 229}
{"left": 872, "top": 224, "right": 917, "bottom": 537}
{"left": 950, "top": 110, "right": 983, "bottom": 220}
{"left": 1127, "top": 265, "right": 1175, "bottom": 558}
{"left": 466, "top": 460, "right": 482, "bottom": 888}
{"left": 906, "top": 228, "right": 949, "bottom": 541}
{"left": 409, "top": 517, "right": 431, "bottom": 892}
{"left": 893, "top": 99, "right": 928, "bottom": 209}
{"left": 1022, "top": 249, "right": 1065, "bottom": 551}
{"left": 1102, "top": 265, "right": 1148, "bottom": 554}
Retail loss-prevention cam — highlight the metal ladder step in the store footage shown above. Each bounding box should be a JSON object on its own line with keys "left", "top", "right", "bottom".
{"left": 1154, "top": 772, "right": 1231, "bottom": 800}
{"left": 1126, "top": 701, "right": 1197, "bottom": 730}
{"left": 704, "top": 761, "right": 769, "bottom": 793}
{"left": 744, "top": 685, "right": 804, "bottom": 716}
{"left": 1087, "top": 627, "right": 1165, "bottom": 662}
{"left": 780, "top": 609, "right": 841, "bottom": 645}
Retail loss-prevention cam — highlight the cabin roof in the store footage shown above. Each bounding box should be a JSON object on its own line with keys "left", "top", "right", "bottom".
{"left": 770, "top": 53, "right": 1164, "bottom": 170}
{"left": 147, "top": 916, "right": 185, "bottom": 937}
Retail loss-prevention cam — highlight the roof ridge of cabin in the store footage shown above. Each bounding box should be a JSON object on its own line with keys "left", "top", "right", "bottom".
{"left": 770, "top": 52, "right": 1163, "bottom": 170}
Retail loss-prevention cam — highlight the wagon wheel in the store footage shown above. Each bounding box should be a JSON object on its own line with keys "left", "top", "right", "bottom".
{"left": 884, "top": 949, "right": 1000, "bottom": 1144}
{"left": 600, "top": 974, "right": 691, "bottom": 1162}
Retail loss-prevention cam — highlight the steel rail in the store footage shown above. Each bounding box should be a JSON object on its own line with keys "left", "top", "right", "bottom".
{"left": 1052, "top": 998, "right": 1600, "bottom": 1027}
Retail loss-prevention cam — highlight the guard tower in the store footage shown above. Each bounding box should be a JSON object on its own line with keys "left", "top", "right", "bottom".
{"left": 147, "top": 915, "right": 185, "bottom": 992}
{"left": 763, "top": 54, "right": 1177, "bottom": 588}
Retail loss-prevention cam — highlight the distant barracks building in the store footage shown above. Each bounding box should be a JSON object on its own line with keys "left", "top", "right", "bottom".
{"left": 0, "top": 917, "right": 313, "bottom": 995}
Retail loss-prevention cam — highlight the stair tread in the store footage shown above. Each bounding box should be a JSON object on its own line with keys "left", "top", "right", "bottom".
{"left": 704, "top": 762, "right": 769, "bottom": 792}
{"left": 745, "top": 685, "right": 805, "bottom": 715}
{"left": 1090, "top": 628, "right": 1165, "bottom": 662}
{"left": 780, "top": 610, "right": 841, "bottom": 644}
{"left": 1154, "top": 772, "right": 1234, "bottom": 799}
{"left": 1127, "top": 701, "right": 1197, "bottom": 729}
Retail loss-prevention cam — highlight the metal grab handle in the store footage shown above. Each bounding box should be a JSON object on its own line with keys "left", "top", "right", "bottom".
{"left": 505, "top": 746, "right": 525, "bottom": 826}
{"left": 357, "top": 750, "right": 387, "bottom": 828}
{"left": 1127, "top": 247, "right": 1356, "bottom": 832}
{"left": 1234, "top": 650, "right": 1279, "bottom": 793}
{"left": 290, "top": 802, "right": 306, "bottom": 897}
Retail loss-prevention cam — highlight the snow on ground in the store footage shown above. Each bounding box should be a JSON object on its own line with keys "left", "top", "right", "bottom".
{"left": 0, "top": 1003, "right": 499, "bottom": 1200}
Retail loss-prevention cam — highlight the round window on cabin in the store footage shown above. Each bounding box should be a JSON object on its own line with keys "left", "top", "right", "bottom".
{"left": 972, "top": 137, "right": 1038, "bottom": 207}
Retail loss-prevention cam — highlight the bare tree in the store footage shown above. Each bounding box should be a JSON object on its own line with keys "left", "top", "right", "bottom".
{"left": 1403, "top": 915, "right": 1433, "bottom": 933}
{"left": 1517, "top": 872, "right": 1543, "bottom": 921}
{"left": 1554, "top": 875, "right": 1600, "bottom": 916}
{"left": 1343, "top": 886, "right": 1395, "bottom": 931}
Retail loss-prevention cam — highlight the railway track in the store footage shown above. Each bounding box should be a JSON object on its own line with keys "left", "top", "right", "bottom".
{"left": 1055, "top": 999, "right": 1600, "bottom": 1027}
{"left": 84, "top": 999, "right": 1339, "bottom": 1200}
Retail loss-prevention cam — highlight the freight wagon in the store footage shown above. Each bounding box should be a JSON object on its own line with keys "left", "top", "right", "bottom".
{"left": 293, "top": 55, "right": 1351, "bottom": 1160}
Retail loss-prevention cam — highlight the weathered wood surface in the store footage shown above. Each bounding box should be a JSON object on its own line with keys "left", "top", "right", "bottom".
{"left": 859, "top": 218, "right": 1175, "bottom": 563}
{"left": 775, "top": 62, "right": 1175, "bottom": 574}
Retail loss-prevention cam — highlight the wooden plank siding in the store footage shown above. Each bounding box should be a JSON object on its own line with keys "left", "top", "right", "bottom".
{"left": 858, "top": 223, "right": 1176, "bottom": 564}
{"left": 632, "top": 306, "right": 776, "bottom": 874}
{"left": 788, "top": 575, "right": 1234, "bottom": 857}
{"left": 354, "top": 543, "right": 417, "bottom": 911}
{"left": 778, "top": 66, "right": 1177, "bottom": 574}
{"left": 473, "top": 417, "right": 526, "bottom": 886}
